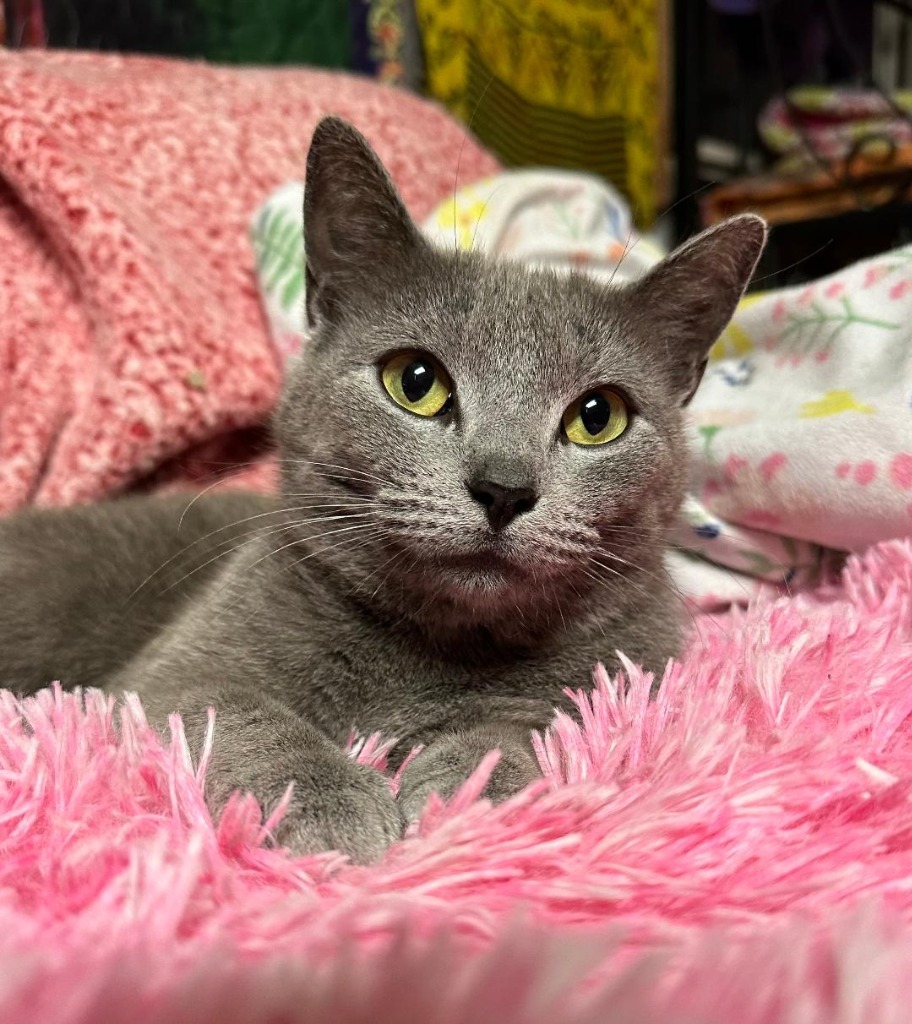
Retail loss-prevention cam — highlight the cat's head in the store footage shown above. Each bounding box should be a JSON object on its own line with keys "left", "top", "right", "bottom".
{"left": 277, "top": 117, "right": 765, "bottom": 639}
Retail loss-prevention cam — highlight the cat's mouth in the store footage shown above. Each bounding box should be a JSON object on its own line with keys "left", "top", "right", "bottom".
{"left": 437, "top": 549, "right": 517, "bottom": 574}
{"left": 390, "top": 527, "right": 568, "bottom": 603}
{"left": 428, "top": 543, "right": 537, "bottom": 594}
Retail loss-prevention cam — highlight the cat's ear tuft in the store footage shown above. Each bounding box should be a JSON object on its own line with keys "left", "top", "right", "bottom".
{"left": 628, "top": 214, "right": 767, "bottom": 405}
{"left": 304, "top": 116, "right": 425, "bottom": 328}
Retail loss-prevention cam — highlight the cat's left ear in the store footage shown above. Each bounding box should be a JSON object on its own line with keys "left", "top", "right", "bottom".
{"left": 627, "top": 214, "right": 767, "bottom": 405}
{"left": 304, "top": 116, "right": 427, "bottom": 329}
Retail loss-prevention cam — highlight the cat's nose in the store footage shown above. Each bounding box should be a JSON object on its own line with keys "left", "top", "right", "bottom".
{"left": 467, "top": 479, "right": 538, "bottom": 532}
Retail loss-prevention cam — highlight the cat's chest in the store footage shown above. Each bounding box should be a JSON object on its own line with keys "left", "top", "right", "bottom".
{"left": 292, "top": 619, "right": 601, "bottom": 743}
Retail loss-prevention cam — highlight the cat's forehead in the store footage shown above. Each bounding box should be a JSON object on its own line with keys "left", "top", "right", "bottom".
{"left": 413, "top": 257, "right": 647, "bottom": 392}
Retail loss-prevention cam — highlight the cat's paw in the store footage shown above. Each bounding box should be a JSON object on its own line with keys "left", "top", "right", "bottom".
{"left": 271, "top": 759, "right": 403, "bottom": 865}
{"left": 397, "top": 735, "right": 540, "bottom": 823}
{"left": 204, "top": 716, "right": 404, "bottom": 866}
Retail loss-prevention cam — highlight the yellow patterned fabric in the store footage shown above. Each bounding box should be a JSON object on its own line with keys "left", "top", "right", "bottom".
{"left": 415, "top": 0, "right": 666, "bottom": 223}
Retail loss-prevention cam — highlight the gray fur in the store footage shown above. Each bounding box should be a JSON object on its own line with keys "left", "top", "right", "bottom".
{"left": 0, "top": 118, "right": 766, "bottom": 863}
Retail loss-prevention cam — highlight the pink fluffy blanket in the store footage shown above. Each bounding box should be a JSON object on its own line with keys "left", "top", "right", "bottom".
{"left": 3, "top": 540, "right": 912, "bottom": 1021}
{"left": 0, "top": 51, "right": 497, "bottom": 511}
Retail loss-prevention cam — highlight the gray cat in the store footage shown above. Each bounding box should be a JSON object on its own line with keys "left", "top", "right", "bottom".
{"left": 0, "top": 118, "right": 766, "bottom": 863}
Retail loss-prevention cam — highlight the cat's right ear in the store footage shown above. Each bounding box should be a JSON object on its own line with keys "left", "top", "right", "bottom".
{"left": 304, "top": 117, "right": 425, "bottom": 328}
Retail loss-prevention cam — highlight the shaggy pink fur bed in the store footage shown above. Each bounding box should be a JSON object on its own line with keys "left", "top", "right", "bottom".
{"left": 2, "top": 541, "right": 911, "bottom": 1022}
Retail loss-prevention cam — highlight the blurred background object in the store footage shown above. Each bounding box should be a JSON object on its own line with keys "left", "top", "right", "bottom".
{"left": 414, "top": 0, "right": 668, "bottom": 225}
{"left": 6, "top": 0, "right": 912, "bottom": 284}
{"left": 677, "top": 1, "right": 912, "bottom": 284}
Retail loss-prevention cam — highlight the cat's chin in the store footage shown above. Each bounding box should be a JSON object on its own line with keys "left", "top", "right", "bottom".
{"left": 385, "top": 541, "right": 568, "bottom": 625}
{"left": 423, "top": 550, "right": 540, "bottom": 610}
{"left": 402, "top": 553, "right": 573, "bottom": 641}
{"left": 442, "top": 564, "right": 514, "bottom": 595}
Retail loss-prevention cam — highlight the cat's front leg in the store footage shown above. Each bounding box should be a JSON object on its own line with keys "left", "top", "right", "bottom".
{"left": 397, "top": 722, "right": 541, "bottom": 823}
{"left": 131, "top": 680, "right": 403, "bottom": 864}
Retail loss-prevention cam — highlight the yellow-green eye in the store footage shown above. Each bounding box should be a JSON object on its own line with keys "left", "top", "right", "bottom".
{"left": 563, "top": 388, "right": 629, "bottom": 446}
{"left": 381, "top": 351, "right": 453, "bottom": 417}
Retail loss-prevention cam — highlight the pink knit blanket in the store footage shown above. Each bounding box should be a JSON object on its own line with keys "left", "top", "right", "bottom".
{"left": 0, "top": 51, "right": 497, "bottom": 511}
{"left": 3, "top": 540, "right": 912, "bottom": 1021}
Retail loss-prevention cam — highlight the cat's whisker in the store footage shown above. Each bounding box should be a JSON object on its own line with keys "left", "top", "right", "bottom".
{"left": 207, "top": 521, "right": 389, "bottom": 625}
{"left": 599, "top": 549, "right": 676, "bottom": 582}
{"left": 384, "top": 551, "right": 424, "bottom": 632}
{"left": 599, "top": 547, "right": 721, "bottom": 617}
{"left": 591, "top": 554, "right": 721, "bottom": 641}
{"left": 542, "top": 570, "right": 591, "bottom": 638}
{"left": 599, "top": 522, "right": 668, "bottom": 536}
{"left": 607, "top": 225, "right": 637, "bottom": 287}
{"left": 540, "top": 523, "right": 600, "bottom": 541}
{"left": 333, "top": 532, "right": 401, "bottom": 598}
{"left": 129, "top": 501, "right": 381, "bottom": 602}
{"left": 513, "top": 599, "right": 527, "bottom": 629}
{"left": 156, "top": 513, "right": 385, "bottom": 597}
{"left": 407, "top": 580, "right": 443, "bottom": 627}
{"left": 381, "top": 492, "right": 449, "bottom": 506}
{"left": 277, "top": 492, "right": 385, "bottom": 500}
{"left": 588, "top": 558, "right": 678, "bottom": 619}
{"left": 363, "top": 543, "right": 413, "bottom": 600}
{"left": 579, "top": 564, "right": 622, "bottom": 598}
{"left": 274, "top": 458, "right": 384, "bottom": 478}
{"left": 285, "top": 459, "right": 394, "bottom": 487}
{"left": 218, "top": 527, "right": 394, "bottom": 627}
{"left": 469, "top": 184, "right": 508, "bottom": 253}
{"left": 566, "top": 576, "right": 602, "bottom": 638}
{"left": 147, "top": 456, "right": 278, "bottom": 504}
{"left": 533, "top": 542, "right": 595, "bottom": 564}
{"left": 281, "top": 523, "right": 386, "bottom": 576}
{"left": 555, "top": 593, "right": 567, "bottom": 633}
{"left": 450, "top": 69, "right": 495, "bottom": 253}
{"left": 203, "top": 501, "right": 421, "bottom": 606}
{"left": 248, "top": 521, "right": 382, "bottom": 573}
{"left": 353, "top": 537, "right": 407, "bottom": 589}
{"left": 177, "top": 478, "right": 240, "bottom": 531}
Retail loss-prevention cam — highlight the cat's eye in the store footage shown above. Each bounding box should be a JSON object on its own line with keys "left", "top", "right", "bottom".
{"left": 381, "top": 351, "right": 453, "bottom": 417}
{"left": 562, "top": 387, "right": 629, "bottom": 446}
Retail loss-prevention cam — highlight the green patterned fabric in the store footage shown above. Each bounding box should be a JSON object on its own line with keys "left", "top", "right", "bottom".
{"left": 196, "top": 0, "right": 349, "bottom": 66}
{"left": 252, "top": 201, "right": 305, "bottom": 317}
{"left": 37, "top": 0, "right": 350, "bottom": 69}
